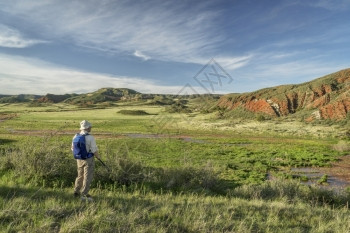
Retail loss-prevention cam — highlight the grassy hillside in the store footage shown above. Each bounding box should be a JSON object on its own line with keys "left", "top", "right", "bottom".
{"left": 64, "top": 88, "right": 140, "bottom": 105}
{"left": 37, "top": 94, "right": 78, "bottom": 103}
{"left": 0, "top": 94, "right": 42, "bottom": 103}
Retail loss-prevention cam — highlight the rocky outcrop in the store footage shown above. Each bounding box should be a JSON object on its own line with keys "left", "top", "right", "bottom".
{"left": 319, "top": 98, "right": 350, "bottom": 120}
{"left": 218, "top": 68, "right": 350, "bottom": 120}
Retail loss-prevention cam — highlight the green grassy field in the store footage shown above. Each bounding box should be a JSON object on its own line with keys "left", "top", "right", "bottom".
{"left": 0, "top": 103, "right": 349, "bottom": 232}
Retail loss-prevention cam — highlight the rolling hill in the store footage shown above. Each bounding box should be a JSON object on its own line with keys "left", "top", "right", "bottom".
{"left": 0, "top": 94, "right": 42, "bottom": 103}
{"left": 63, "top": 88, "right": 141, "bottom": 105}
{"left": 0, "top": 69, "right": 349, "bottom": 120}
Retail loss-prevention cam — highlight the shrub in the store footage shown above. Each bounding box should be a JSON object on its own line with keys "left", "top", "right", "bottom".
{"left": 256, "top": 115, "right": 266, "bottom": 122}
{"left": 333, "top": 140, "right": 350, "bottom": 152}
{"left": 153, "top": 164, "right": 221, "bottom": 193}
{"left": 317, "top": 174, "right": 328, "bottom": 185}
{"left": 0, "top": 137, "right": 76, "bottom": 186}
{"left": 118, "top": 110, "right": 150, "bottom": 115}
{"left": 95, "top": 154, "right": 149, "bottom": 186}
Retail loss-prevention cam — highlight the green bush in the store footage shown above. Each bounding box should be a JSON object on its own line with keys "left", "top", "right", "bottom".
{"left": 256, "top": 115, "right": 266, "bottom": 122}
{"left": 333, "top": 140, "right": 350, "bottom": 152}
{"left": 317, "top": 174, "right": 328, "bottom": 185}
{"left": 118, "top": 110, "right": 150, "bottom": 115}
{"left": 95, "top": 154, "right": 148, "bottom": 186}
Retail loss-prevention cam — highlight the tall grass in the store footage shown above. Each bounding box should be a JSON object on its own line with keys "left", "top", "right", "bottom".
{"left": 0, "top": 180, "right": 349, "bottom": 232}
{"left": 0, "top": 142, "right": 349, "bottom": 231}
{"left": 0, "top": 135, "right": 222, "bottom": 194}
{"left": 1, "top": 136, "right": 349, "bottom": 204}
{"left": 0, "top": 136, "right": 75, "bottom": 187}
{"left": 0, "top": 132, "right": 344, "bottom": 192}
{"left": 231, "top": 179, "right": 350, "bottom": 208}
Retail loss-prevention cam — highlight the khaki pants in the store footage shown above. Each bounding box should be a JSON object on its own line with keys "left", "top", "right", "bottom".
{"left": 74, "top": 157, "right": 94, "bottom": 196}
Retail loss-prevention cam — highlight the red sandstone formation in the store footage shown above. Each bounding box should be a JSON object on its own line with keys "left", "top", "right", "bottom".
{"left": 218, "top": 69, "right": 350, "bottom": 120}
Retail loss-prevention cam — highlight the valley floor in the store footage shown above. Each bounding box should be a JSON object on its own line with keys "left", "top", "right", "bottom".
{"left": 0, "top": 103, "right": 349, "bottom": 232}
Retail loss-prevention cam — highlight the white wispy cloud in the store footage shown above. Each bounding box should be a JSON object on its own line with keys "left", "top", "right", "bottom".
{"left": 0, "top": 0, "right": 227, "bottom": 65}
{"left": 1, "top": 0, "right": 347, "bottom": 95}
{"left": 214, "top": 55, "right": 253, "bottom": 71}
{"left": 0, "top": 24, "right": 47, "bottom": 48}
{"left": 0, "top": 54, "right": 202, "bottom": 95}
{"left": 190, "top": 54, "right": 253, "bottom": 71}
{"left": 133, "top": 50, "right": 151, "bottom": 61}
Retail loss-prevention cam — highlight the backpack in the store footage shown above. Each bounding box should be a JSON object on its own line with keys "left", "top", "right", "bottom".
{"left": 72, "top": 133, "right": 94, "bottom": 160}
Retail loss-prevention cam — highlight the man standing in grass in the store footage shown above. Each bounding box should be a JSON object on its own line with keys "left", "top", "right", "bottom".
{"left": 72, "top": 120, "right": 100, "bottom": 201}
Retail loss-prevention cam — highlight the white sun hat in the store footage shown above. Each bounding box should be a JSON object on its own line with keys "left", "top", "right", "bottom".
{"left": 80, "top": 120, "right": 92, "bottom": 130}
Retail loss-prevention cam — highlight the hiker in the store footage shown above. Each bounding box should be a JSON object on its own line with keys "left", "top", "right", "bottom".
{"left": 71, "top": 120, "right": 100, "bottom": 201}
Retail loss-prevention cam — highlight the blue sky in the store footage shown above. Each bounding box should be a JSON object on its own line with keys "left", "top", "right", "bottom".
{"left": 0, "top": 0, "right": 349, "bottom": 95}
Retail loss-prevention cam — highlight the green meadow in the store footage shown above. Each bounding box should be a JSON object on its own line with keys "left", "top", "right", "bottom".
{"left": 0, "top": 103, "right": 350, "bottom": 232}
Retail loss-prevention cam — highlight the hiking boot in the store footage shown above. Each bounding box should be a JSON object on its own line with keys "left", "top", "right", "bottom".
{"left": 81, "top": 194, "right": 93, "bottom": 202}
{"left": 73, "top": 192, "right": 80, "bottom": 198}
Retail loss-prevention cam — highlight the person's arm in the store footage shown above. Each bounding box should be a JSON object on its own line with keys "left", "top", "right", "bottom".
{"left": 89, "top": 136, "right": 99, "bottom": 159}
{"left": 94, "top": 151, "right": 100, "bottom": 159}
{"left": 71, "top": 135, "right": 76, "bottom": 151}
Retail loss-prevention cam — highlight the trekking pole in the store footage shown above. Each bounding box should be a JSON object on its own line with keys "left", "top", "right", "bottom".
{"left": 97, "top": 157, "right": 111, "bottom": 172}
{"left": 97, "top": 157, "right": 119, "bottom": 183}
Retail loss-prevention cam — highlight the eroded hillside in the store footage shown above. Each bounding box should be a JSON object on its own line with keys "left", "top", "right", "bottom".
{"left": 218, "top": 69, "right": 350, "bottom": 120}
